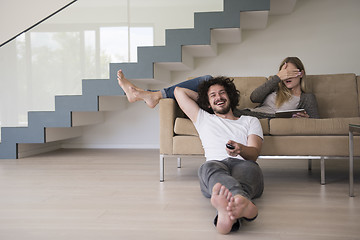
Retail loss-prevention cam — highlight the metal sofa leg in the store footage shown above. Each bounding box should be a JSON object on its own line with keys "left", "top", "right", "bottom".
{"left": 177, "top": 157, "right": 181, "bottom": 168}
{"left": 349, "top": 130, "right": 354, "bottom": 197}
{"left": 308, "top": 159, "right": 312, "bottom": 171}
{"left": 160, "top": 154, "right": 164, "bottom": 182}
{"left": 320, "top": 156, "right": 325, "bottom": 185}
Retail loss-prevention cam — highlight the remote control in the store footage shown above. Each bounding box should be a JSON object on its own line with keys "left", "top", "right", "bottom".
{"left": 226, "top": 143, "right": 235, "bottom": 149}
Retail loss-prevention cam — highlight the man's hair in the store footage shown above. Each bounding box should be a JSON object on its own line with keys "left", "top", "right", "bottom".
{"left": 196, "top": 76, "right": 240, "bottom": 114}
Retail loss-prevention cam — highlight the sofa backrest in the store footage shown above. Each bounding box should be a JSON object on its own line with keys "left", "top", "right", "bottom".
{"left": 307, "top": 73, "right": 359, "bottom": 118}
{"left": 232, "top": 77, "right": 268, "bottom": 109}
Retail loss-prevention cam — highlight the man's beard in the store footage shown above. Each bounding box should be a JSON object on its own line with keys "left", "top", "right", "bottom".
{"left": 212, "top": 102, "right": 231, "bottom": 115}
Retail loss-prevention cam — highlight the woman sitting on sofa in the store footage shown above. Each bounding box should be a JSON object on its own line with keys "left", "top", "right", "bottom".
{"left": 117, "top": 56, "right": 319, "bottom": 118}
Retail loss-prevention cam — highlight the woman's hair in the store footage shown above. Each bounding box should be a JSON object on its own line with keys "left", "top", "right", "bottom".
{"left": 276, "top": 57, "right": 307, "bottom": 108}
{"left": 197, "top": 76, "right": 240, "bottom": 114}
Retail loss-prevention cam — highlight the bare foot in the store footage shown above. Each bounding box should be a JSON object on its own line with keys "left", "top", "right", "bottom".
{"left": 227, "top": 194, "right": 258, "bottom": 221}
{"left": 211, "top": 183, "right": 236, "bottom": 234}
{"left": 117, "top": 69, "right": 161, "bottom": 108}
{"left": 133, "top": 90, "right": 162, "bottom": 109}
{"left": 117, "top": 69, "right": 144, "bottom": 103}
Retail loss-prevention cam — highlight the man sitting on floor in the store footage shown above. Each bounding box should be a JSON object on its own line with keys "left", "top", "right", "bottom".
{"left": 173, "top": 76, "right": 264, "bottom": 234}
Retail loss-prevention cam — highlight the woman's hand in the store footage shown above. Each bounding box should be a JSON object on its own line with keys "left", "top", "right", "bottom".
{"left": 292, "top": 111, "right": 310, "bottom": 118}
{"left": 277, "top": 62, "right": 302, "bottom": 81}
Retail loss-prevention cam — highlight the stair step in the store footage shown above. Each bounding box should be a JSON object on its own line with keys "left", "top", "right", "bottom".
{"left": 109, "top": 62, "right": 154, "bottom": 82}
{"left": 18, "top": 142, "right": 63, "bottom": 158}
{"left": 183, "top": 31, "right": 218, "bottom": 57}
{"left": 72, "top": 112, "right": 104, "bottom": 127}
{"left": 240, "top": 11, "right": 269, "bottom": 29}
{"left": 155, "top": 47, "right": 194, "bottom": 71}
{"left": 82, "top": 78, "right": 122, "bottom": 96}
{"left": 98, "top": 96, "right": 129, "bottom": 111}
{"left": 270, "top": 0, "right": 297, "bottom": 15}
{"left": 224, "top": 0, "right": 270, "bottom": 12}
{"left": 1, "top": 126, "right": 45, "bottom": 143}
{"left": 55, "top": 95, "right": 99, "bottom": 112}
{"left": 165, "top": 28, "right": 211, "bottom": 48}
{"left": 28, "top": 111, "right": 72, "bottom": 128}
{"left": 45, "top": 127, "right": 82, "bottom": 142}
{"left": 212, "top": 28, "right": 242, "bottom": 44}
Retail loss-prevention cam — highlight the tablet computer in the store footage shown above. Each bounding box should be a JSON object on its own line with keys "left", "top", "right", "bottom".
{"left": 275, "top": 109, "right": 305, "bottom": 118}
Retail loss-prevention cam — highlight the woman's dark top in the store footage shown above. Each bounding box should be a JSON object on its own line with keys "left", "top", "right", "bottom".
{"left": 234, "top": 75, "right": 319, "bottom": 119}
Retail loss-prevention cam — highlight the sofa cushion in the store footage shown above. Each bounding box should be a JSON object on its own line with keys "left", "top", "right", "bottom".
{"left": 269, "top": 117, "right": 360, "bottom": 135}
{"left": 261, "top": 135, "right": 360, "bottom": 156}
{"left": 173, "top": 136, "right": 204, "bottom": 155}
{"left": 174, "top": 117, "right": 198, "bottom": 136}
{"left": 174, "top": 117, "right": 270, "bottom": 136}
{"left": 307, "top": 73, "right": 359, "bottom": 118}
{"left": 259, "top": 118, "right": 269, "bottom": 135}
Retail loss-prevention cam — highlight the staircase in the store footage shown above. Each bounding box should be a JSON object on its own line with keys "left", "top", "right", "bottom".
{"left": 0, "top": 0, "right": 296, "bottom": 159}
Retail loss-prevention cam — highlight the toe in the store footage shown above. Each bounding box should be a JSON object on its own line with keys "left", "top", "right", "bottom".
{"left": 212, "top": 183, "right": 222, "bottom": 195}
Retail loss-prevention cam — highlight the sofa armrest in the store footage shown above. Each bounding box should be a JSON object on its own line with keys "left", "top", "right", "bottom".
{"left": 159, "top": 99, "right": 178, "bottom": 155}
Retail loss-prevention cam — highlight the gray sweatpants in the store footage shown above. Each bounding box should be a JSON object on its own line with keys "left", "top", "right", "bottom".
{"left": 198, "top": 158, "right": 264, "bottom": 200}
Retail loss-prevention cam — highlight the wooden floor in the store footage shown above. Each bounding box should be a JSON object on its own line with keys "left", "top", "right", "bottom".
{"left": 0, "top": 149, "right": 359, "bottom": 240}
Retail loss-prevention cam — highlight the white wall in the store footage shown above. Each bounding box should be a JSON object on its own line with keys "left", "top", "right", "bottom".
{"left": 66, "top": 0, "right": 360, "bottom": 150}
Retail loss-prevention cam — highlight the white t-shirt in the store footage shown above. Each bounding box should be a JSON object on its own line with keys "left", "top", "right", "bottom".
{"left": 194, "top": 109, "right": 263, "bottom": 161}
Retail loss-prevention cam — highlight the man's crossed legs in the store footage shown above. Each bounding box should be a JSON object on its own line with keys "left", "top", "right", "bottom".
{"left": 199, "top": 158, "right": 264, "bottom": 234}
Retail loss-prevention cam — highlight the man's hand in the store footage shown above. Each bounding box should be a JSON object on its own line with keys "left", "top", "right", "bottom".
{"left": 226, "top": 140, "right": 242, "bottom": 157}
{"left": 226, "top": 135, "right": 262, "bottom": 161}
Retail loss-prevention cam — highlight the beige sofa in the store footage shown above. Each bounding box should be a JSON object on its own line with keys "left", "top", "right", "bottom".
{"left": 159, "top": 74, "right": 360, "bottom": 182}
